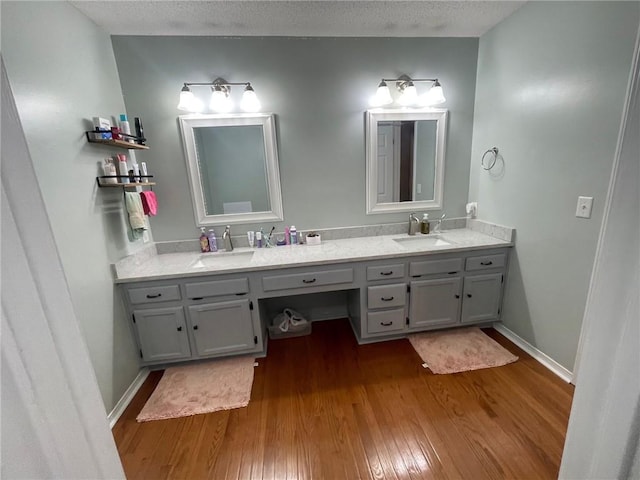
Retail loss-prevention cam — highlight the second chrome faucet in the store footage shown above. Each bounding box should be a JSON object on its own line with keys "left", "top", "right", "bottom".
{"left": 223, "top": 225, "right": 234, "bottom": 251}
{"left": 408, "top": 213, "right": 420, "bottom": 236}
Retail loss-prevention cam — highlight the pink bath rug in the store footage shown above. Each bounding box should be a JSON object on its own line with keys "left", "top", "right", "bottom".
{"left": 136, "top": 356, "right": 255, "bottom": 422}
{"left": 408, "top": 327, "right": 518, "bottom": 374}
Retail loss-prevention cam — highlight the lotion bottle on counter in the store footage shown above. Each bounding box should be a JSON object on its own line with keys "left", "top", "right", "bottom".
{"left": 199, "top": 227, "right": 210, "bottom": 253}
{"left": 207, "top": 229, "right": 217, "bottom": 252}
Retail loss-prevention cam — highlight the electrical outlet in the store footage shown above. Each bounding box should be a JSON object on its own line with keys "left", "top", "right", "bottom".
{"left": 575, "top": 196, "right": 593, "bottom": 219}
{"left": 416, "top": 183, "right": 422, "bottom": 194}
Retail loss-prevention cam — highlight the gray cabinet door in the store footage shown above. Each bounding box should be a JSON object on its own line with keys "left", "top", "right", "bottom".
{"left": 461, "top": 273, "right": 503, "bottom": 324}
{"left": 409, "top": 277, "right": 461, "bottom": 329}
{"left": 133, "top": 306, "right": 191, "bottom": 362}
{"left": 187, "top": 299, "right": 255, "bottom": 357}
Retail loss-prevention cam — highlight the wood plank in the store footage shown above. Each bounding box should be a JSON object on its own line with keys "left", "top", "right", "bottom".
{"left": 113, "top": 320, "right": 574, "bottom": 479}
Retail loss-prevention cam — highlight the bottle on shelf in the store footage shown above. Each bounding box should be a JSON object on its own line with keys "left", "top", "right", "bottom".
{"left": 102, "top": 158, "right": 117, "bottom": 184}
{"left": 119, "top": 114, "right": 134, "bottom": 143}
{"left": 117, "top": 154, "right": 129, "bottom": 184}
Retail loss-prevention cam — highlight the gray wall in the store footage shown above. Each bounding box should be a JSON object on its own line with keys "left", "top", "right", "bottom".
{"left": 469, "top": 1, "right": 639, "bottom": 370}
{"left": 111, "top": 36, "right": 479, "bottom": 240}
{"left": 1, "top": 1, "right": 143, "bottom": 411}
{"left": 560, "top": 37, "right": 638, "bottom": 478}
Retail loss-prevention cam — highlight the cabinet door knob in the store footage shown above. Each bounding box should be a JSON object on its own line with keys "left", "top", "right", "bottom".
{"left": 455, "top": 294, "right": 460, "bottom": 299}
{"left": 193, "top": 325, "right": 199, "bottom": 330}
{"left": 177, "top": 326, "right": 183, "bottom": 332}
{"left": 381, "top": 296, "right": 394, "bottom": 302}
{"left": 302, "top": 278, "right": 316, "bottom": 284}
{"left": 466, "top": 293, "right": 472, "bottom": 298}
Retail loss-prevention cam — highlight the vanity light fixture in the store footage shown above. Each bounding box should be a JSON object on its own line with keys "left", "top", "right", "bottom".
{"left": 177, "top": 78, "right": 261, "bottom": 113}
{"left": 370, "top": 75, "right": 446, "bottom": 107}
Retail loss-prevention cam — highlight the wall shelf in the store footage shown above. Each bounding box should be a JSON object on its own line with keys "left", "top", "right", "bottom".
{"left": 85, "top": 131, "right": 149, "bottom": 150}
{"left": 96, "top": 176, "right": 155, "bottom": 188}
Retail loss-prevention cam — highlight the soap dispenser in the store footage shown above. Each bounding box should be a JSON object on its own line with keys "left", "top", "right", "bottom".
{"left": 421, "top": 214, "right": 430, "bottom": 234}
{"left": 199, "top": 227, "right": 210, "bottom": 253}
{"left": 207, "top": 229, "right": 217, "bottom": 252}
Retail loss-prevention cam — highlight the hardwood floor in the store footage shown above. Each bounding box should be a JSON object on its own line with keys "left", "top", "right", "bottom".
{"left": 113, "top": 319, "right": 574, "bottom": 479}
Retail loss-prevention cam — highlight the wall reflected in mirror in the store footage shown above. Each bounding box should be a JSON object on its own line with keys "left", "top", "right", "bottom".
{"left": 366, "top": 108, "right": 447, "bottom": 214}
{"left": 179, "top": 113, "right": 283, "bottom": 225}
{"left": 193, "top": 125, "right": 270, "bottom": 215}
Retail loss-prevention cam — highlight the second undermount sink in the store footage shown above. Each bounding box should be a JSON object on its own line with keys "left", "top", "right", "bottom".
{"left": 393, "top": 235, "right": 454, "bottom": 248}
{"left": 190, "top": 250, "right": 254, "bottom": 268}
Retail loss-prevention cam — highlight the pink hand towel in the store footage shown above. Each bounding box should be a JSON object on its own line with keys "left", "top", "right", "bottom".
{"left": 140, "top": 191, "right": 158, "bottom": 216}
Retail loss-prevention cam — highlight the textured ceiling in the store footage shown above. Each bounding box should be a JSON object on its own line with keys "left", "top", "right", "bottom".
{"left": 70, "top": 1, "right": 525, "bottom": 37}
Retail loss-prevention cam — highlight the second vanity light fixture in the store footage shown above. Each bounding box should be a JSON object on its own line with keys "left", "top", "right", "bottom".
{"left": 370, "top": 75, "right": 446, "bottom": 107}
{"left": 177, "top": 77, "right": 261, "bottom": 113}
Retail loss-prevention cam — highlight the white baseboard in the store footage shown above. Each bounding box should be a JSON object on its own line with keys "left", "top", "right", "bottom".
{"left": 493, "top": 323, "right": 574, "bottom": 384}
{"left": 108, "top": 368, "right": 150, "bottom": 429}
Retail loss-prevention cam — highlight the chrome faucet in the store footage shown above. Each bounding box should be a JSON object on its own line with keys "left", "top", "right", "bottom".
{"left": 408, "top": 213, "right": 420, "bottom": 236}
{"left": 223, "top": 225, "right": 234, "bottom": 251}
{"left": 433, "top": 214, "right": 446, "bottom": 234}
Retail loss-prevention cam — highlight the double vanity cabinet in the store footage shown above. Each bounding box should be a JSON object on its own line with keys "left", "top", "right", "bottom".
{"left": 117, "top": 228, "right": 512, "bottom": 368}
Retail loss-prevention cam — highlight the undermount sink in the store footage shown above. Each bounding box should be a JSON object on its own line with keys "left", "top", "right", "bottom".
{"left": 393, "top": 235, "right": 454, "bottom": 248}
{"left": 190, "top": 250, "right": 254, "bottom": 268}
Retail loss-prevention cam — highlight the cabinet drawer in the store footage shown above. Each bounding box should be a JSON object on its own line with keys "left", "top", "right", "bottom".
{"left": 410, "top": 258, "right": 463, "bottom": 277}
{"left": 367, "top": 309, "right": 405, "bottom": 335}
{"left": 262, "top": 268, "right": 353, "bottom": 292}
{"left": 185, "top": 278, "right": 249, "bottom": 299}
{"left": 366, "top": 264, "right": 405, "bottom": 281}
{"left": 128, "top": 284, "right": 181, "bottom": 305}
{"left": 465, "top": 253, "right": 506, "bottom": 271}
{"left": 367, "top": 284, "right": 406, "bottom": 309}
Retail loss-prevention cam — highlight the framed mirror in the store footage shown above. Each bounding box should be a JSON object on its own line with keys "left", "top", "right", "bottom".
{"left": 365, "top": 108, "right": 447, "bottom": 214}
{"left": 179, "top": 113, "right": 283, "bottom": 225}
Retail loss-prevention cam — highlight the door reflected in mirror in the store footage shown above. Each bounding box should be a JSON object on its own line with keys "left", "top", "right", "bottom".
{"left": 179, "top": 113, "right": 283, "bottom": 225}
{"left": 377, "top": 119, "right": 437, "bottom": 203}
{"left": 366, "top": 108, "right": 447, "bottom": 214}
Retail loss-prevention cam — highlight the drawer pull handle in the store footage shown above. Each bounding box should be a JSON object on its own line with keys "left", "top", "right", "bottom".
{"left": 191, "top": 297, "right": 204, "bottom": 301}
{"left": 480, "top": 261, "right": 493, "bottom": 266}
{"left": 177, "top": 326, "right": 182, "bottom": 332}
{"left": 380, "top": 271, "right": 393, "bottom": 276}
{"left": 448, "top": 271, "right": 458, "bottom": 275}
{"left": 380, "top": 321, "right": 393, "bottom": 327}
{"left": 146, "top": 293, "right": 162, "bottom": 299}
{"left": 302, "top": 278, "right": 317, "bottom": 284}
{"left": 381, "top": 296, "right": 394, "bottom": 302}
{"left": 466, "top": 294, "right": 473, "bottom": 298}
{"left": 193, "top": 325, "right": 199, "bottom": 330}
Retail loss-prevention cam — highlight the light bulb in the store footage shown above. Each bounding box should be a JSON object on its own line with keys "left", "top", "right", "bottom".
{"left": 398, "top": 82, "right": 418, "bottom": 106}
{"left": 210, "top": 86, "right": 232, "bottom": 113}
{"left": 370, "top": 81, "right": 393, "bottom": 107}
{"left": 177, "top": 86, "right": 202, "bottom": 112}
{"left": 241, "top": 85, "right": 261, "bottom": 112}
{"left": 420, "top": 82, "right": 446, "bottom": 106}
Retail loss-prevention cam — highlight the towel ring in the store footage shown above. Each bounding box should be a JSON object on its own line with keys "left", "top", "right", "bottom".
{"left": 481, "top": 147, "right": 499, "bottom": 171}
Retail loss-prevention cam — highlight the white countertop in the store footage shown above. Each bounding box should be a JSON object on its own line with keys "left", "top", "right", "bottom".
{"left": 114, "top": 227, "right": 513, "bottom": 283}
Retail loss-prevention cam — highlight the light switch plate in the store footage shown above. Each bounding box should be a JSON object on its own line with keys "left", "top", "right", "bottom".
{"left": 576, "top": 196, "right": 593, "bottom": 219}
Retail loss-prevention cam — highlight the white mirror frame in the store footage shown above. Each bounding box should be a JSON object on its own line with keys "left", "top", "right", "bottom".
{"left": 179, "top": 113, "right": 284, "bottom": 226}
{"left": 365, "top": 108, "right": 448, "bottom": 214}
